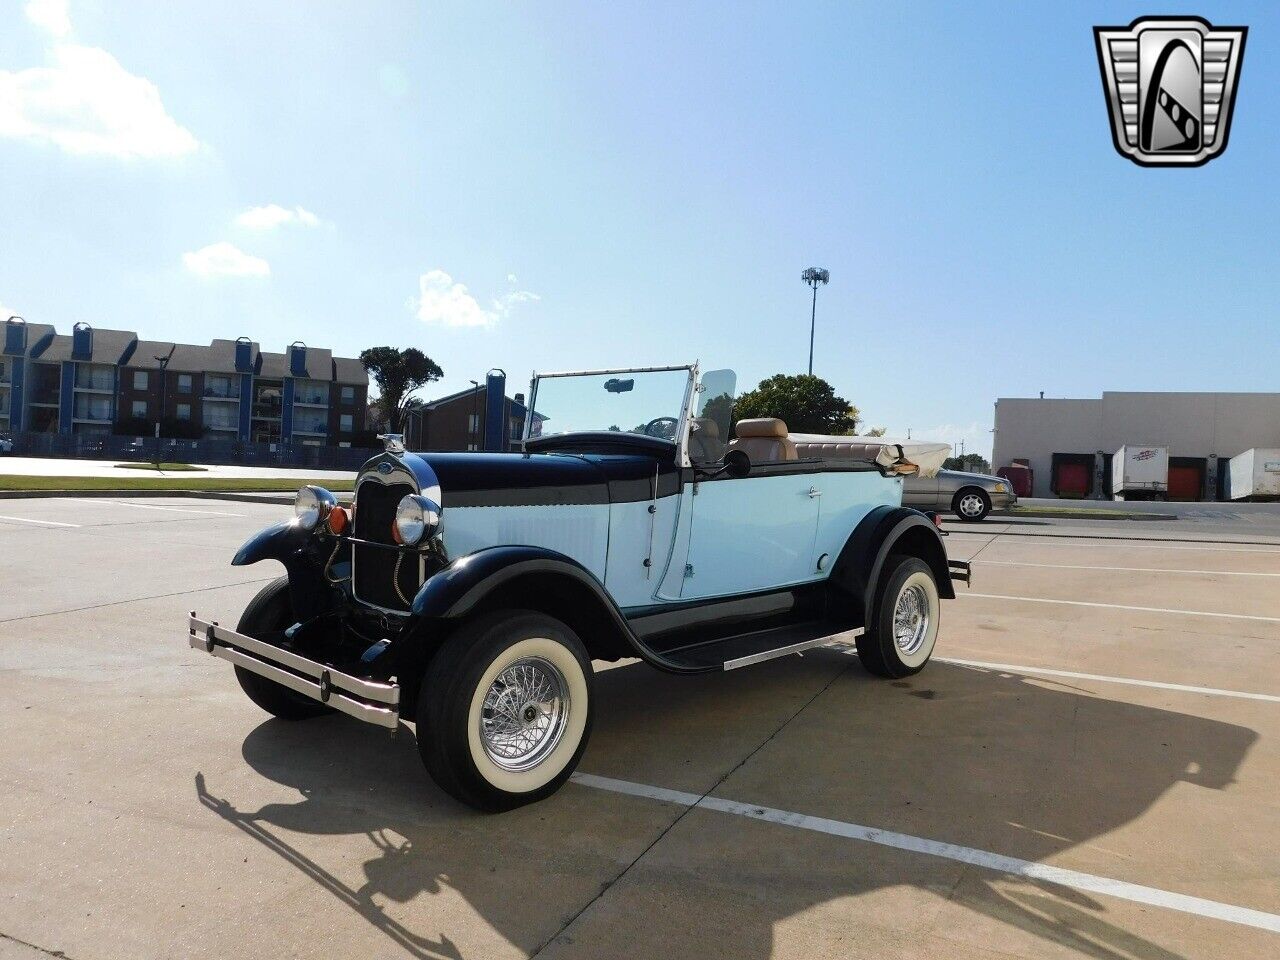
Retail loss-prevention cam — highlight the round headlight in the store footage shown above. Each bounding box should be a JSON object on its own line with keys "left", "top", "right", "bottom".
{"left": 294, "top": 485, "right": 336, "bottom": 530}
{"left": 394, "top": 494, "right": 442, "bottom": 546}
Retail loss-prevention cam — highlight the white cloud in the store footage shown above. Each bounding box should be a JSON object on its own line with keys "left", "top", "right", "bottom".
{"left": 415, "top": 270, "right": 495, "bottom": 328}
{"left": 25, "top": 0, "right": 70, "bottom": 38}
{"left": 183, "top": 242, "right": 270, "bottom": 279}
{"left": 0, "top": 2, "right": 199, "bottom": 159}
{"left": 236, "top": 204, "right": 322, "bottom": 230}
{"left": 414, "top": 269, "right": 540, "bottom": 328}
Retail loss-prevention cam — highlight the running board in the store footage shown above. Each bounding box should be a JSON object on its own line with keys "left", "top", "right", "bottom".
{"left": 661, "top": 622, "right": 864, "bottom": 672}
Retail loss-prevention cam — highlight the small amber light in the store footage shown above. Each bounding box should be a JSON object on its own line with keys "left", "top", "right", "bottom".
{"left": 390, "top": 520, "right": 403, "bottom": 545}
{"left": 327, "top": 506, "right": 349, "bottom": 535}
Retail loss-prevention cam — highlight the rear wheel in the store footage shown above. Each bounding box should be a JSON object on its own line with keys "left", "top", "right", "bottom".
{"left": 952, "top": 487, "right": 990, "bottom": 522}
{"left": 417, "top": 610, "right": 594, "bottom": 811}
{"left": 857, "top": 556, "right": 940, "bottom": 678}
{"left": 233, "top": 577, "right": 330, "bottom": 721}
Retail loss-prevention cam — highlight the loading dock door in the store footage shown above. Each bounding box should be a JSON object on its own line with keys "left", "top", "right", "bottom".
{"left": 1168, "top": 458, "right": 1206, "bottom": 501}
{"left": 1053, "top": 460, "right": 1091, "bottom": 498}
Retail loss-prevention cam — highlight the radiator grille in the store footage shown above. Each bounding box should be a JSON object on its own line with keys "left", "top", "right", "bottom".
{"left": 352, "top": 480, "right": 418, "bottom": 611}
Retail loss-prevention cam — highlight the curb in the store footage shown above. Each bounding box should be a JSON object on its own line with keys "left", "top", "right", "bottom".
{"left": 0, "top": 489, "right": 351, "bottom": 506}
{"left": 1002, "top": 509, "right": 1168, "bottom": 522}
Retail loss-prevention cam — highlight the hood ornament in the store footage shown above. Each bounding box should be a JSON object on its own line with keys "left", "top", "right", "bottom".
{"left": 378, "top": 433, "right": 406, "bottom": 455}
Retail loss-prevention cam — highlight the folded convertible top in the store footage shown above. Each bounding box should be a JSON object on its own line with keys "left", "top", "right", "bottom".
{"left": 789, "top": 434, "right": 950, "bottom": 478}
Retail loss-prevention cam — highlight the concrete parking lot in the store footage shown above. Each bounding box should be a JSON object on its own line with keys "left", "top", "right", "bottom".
{"left": 1, "top": 498, "right": 1278, "bottom": 959}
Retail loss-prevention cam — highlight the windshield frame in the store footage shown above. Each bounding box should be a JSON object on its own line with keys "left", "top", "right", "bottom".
{"left": 524, "top": 363, "right": 700, "bottom": 464}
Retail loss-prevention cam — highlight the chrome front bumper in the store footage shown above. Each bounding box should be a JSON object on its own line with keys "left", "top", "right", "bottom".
{"left": 188, "top": 613, "right": 401, "bottom": 728}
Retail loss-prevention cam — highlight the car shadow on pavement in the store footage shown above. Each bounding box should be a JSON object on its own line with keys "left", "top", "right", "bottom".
{"left": 195, "top": 655, "right": 1258, "bottom": 960}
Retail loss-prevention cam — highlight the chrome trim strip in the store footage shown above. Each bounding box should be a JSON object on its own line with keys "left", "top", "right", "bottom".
{"left": 722, "top": 627, "right": 864, "bottom": 672}
{"left": 188, "top": 614, "right": 400, "bottom": 727}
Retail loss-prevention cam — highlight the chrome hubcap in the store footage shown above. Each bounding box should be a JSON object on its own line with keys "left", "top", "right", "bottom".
{"left": 959, "top": 494, "right": 985, "bottom": 517}
{"left": 479, "top": 655, "right": 570, "bottom": 771}
{"left": 893, "top": 584, "right": 930, "bottom": 655}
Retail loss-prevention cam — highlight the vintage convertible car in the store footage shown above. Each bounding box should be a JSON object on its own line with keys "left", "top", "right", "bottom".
{"left": 186, "top": 365, "right": 969, "bottom": 811}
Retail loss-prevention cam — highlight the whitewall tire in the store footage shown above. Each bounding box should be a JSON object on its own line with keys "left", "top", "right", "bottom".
{"left": 418, "top": 611, "right": 594, "bottom": 811}
{"left": 858, "top": 556, "right": 940, "bottom": 678}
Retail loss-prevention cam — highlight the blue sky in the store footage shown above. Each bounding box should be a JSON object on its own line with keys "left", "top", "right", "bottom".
{"left": 1, "top": 1, "right": 1275, "bottom": 459}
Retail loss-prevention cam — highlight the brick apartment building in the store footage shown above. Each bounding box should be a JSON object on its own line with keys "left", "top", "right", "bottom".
{"left": 403, "top": 373, "right": 533, "bottom": 452}
{"left": 1, "top": 317, "right": 368, "bottom": 446}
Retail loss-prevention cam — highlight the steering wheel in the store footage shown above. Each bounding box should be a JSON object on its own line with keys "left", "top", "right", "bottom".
{"left": 642, "top": 417, "right": 679, "bottom": 440}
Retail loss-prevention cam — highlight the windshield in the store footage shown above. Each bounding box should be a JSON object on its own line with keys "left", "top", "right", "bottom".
{"left": 528, "top": 367, "right": 694, "bottom": 442}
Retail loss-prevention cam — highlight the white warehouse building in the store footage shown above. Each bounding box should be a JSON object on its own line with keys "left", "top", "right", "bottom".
{"left": 992, "top": 391, "right": 1280, "bottom": 501}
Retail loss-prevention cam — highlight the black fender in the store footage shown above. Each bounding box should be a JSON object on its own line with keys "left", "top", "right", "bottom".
{"left": 230, "top": 519, "right": 337, "bottom": 620}
{"left": 231, "top": 519, "right": 312, "bottom": 567}
{"left": 409, "top": 545, "right": 715, "bottom": 674}
{"left": 830, "top": 506, "right": 956, "bottom": 624}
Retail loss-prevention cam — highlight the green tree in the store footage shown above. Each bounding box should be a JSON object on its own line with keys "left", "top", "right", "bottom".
{"left": 732, "top": 374, "right": 859, "bottom": 435}
{"left": 359, "top": 347, "right": 444, "bottom": 433}
{"left": 942, "top": 453, "right": 992, "bottom": 474}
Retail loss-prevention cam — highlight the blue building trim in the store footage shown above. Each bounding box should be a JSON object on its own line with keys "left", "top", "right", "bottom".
{"left": 484, "top": 371, "right": 505, "bottom": 451}
{"left": 238, "top": 373, "right": 253, "bottom": 440}
{"left": 281, "top": 377, "right": 295, "bottom": 440}
{"left": 8, "top": 357, "right": 25, "bottom": 429}
{"left": 58, "top": 362, "right": 76, "bottom": 434}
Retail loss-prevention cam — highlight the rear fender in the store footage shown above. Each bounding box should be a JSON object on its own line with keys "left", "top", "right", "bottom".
{"left": 830, "top": 507, "right": 956, "bottom": 624}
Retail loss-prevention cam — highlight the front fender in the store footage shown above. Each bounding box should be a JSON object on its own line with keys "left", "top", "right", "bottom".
{"left": 411, "top": 545, "right": 609, "bottom": 619}
{"left": 232, "top": 519, "right": 312, "bottom": 566}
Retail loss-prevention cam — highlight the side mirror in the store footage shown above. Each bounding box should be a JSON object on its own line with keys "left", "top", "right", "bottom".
{"left": 723, "top": 449, "right": 751, "bottom": 479}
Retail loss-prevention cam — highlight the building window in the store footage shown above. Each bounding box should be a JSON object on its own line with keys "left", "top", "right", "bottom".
{"left": 341, "top": 385, "right": 355, "bottom": 403}
{"left": 176, "top": 403, "right": 191, "bottom": 421}
{"left": 132, "top": 400, "right": 147, "bottom": 419}
{"left": 205, "top": 373, "right": 236, "bottom": 399}
{"left": 177, "top": 374, "right": 192, "bottom": 394}
{"left": 295, "top": 380, "right": 329, "bottom": 406}
{"left": 509, "top": 418, "right": 523, "bottom": 441}
{"left": 467, "top": 443, "right": 479, "bottom": 451}
{"left": 75, "top": 363, "right": 113, "bottom": 391}
{"left": 133, "top": 371, "right": 148, "bottom": 391}
{"left": 340, "top": 414, "right": 353, "bottom": 432}
{"left": 467, "top": 413, "right": 480, "bottom": 433}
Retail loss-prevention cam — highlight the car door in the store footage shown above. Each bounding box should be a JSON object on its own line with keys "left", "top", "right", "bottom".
{"left": 902, "top": 471, "right": 940, "bottom": 509}
{"left": 679, "top": 468, "right": 822, "bottom": 599}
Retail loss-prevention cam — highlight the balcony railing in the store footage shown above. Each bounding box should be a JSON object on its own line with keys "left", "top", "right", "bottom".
{"left": 203, "top": 388, "right": 240, "bottom": 400}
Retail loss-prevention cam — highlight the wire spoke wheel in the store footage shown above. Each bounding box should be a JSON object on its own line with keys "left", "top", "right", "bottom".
{"left": 479, "top": 655, "right": 570, "bottom": 772}
{"left": 893, "top": 583, "right": 930, "bottom": 656}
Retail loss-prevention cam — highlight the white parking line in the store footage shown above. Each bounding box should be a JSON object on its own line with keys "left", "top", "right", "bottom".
{"left": 571, "top": 773, "right": 1280, "bottom": 934}
{"left": 66, "top": 498, "right": 243, "bottom": 517}
{"left": 948, "top": 533, "right": 1280, "bottom": 555}
{"left": 936, "top": 658, "right": 1280, "bottom": 703}
{"left": 0, "top": 514, "right": 80, "bottom": 528}
{"left": 979, "top": 560, "right": 1280, "bottom": 578}
{"left": 960, "top": 592, "right": 1280, "bottom": 624}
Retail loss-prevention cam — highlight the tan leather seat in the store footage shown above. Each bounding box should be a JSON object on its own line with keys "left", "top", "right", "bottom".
{"left": 727, "top": 418, "right": 797, "bottom": 462}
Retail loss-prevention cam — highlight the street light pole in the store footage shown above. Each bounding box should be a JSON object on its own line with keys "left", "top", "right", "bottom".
{"left": 801, "top": 267, "right": 830, "bottom": 376}
{"left": 153, "top": 355, "right": 170, "bottom": 469}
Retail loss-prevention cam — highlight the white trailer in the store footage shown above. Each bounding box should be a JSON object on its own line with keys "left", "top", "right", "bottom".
{"left": 1111, "top": 445, "right": 1169, "bottom": 500}
{"left": 1227, "top": 448, "right": 1280, "bottom": 501}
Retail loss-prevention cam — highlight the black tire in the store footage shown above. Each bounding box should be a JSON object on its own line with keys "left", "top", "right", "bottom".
{"left": 857, "top": 555, "right": 940, "bottom": 679}
{"left": 952, "top": 487, "right": 991, "bottom": 522}
{"left": 417, "top": 610, "right": 594, "bottom": 812}
{"left": 233, "top": 577, "right": 330, "bottom": 721}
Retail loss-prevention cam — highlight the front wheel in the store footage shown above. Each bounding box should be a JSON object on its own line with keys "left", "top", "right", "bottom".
{"left": 417, "top": 611, "right": 594, "bottom": 811}
{"left": 952, "top": 487, "right": 991, "bottom": 522}
{"left": 233, "top": 577, "right": 330, "bottom": 721}
{"left": 857, "top": 556, "right": 940, "bottom": 678}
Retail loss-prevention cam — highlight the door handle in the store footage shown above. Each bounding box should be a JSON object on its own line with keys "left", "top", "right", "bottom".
{"left": 807, "top": 486, "right": 822, "bottom": 498}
